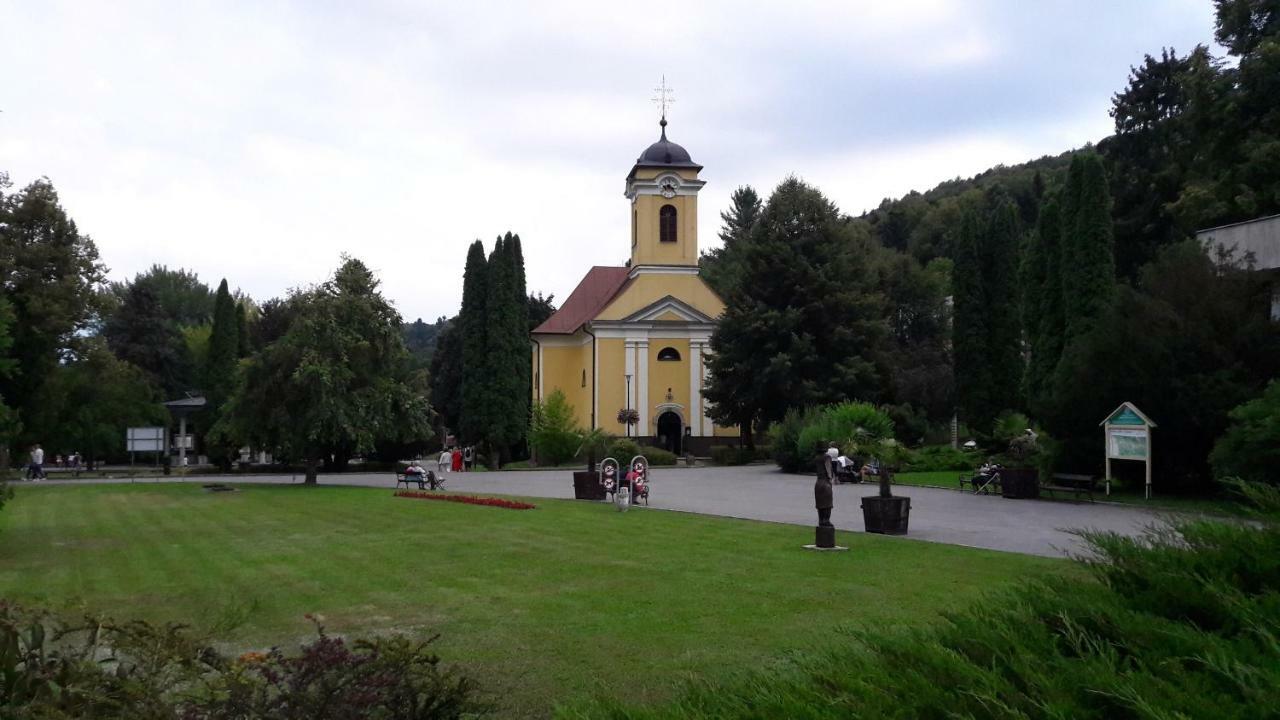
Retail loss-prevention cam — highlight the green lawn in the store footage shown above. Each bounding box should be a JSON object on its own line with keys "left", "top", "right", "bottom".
{"left": 0, "top": 483, "right": 1063, "bottom": 716}
{"left": 892, "top": 470, "right": 962, "bottom": 489}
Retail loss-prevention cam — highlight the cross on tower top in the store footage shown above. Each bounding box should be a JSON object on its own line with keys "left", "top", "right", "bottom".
{"left": 651, "top": 76, "right": 674, "bottom": 129}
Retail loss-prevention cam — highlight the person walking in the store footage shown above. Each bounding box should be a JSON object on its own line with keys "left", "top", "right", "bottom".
{"left": 438, "top": 448, "right": 451, "bottom": 474}
{"left": 463, "top": 445, "right": 475, "bottom": 471}
{"left": 451, "top": 447, "right": 463, "bottom": 473}
{"left": 28, "top": 444, "right": 46, "bottom": 480}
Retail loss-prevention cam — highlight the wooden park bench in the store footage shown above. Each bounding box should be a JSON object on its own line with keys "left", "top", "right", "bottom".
{"left": 1041, "top": 473, "right": 1099, "bottom": 503}
{"left": 396, "top": 469, "right": 444, "bottom": 491}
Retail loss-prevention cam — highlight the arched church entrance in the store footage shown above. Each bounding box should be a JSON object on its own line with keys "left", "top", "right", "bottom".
{"left": 656, "top": 411, "right": 683, "bottom": 455}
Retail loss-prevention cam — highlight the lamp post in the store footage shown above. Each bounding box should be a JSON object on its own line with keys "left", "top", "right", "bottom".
{"left": 624, "top": 374, "right": 633, "bottom": 437}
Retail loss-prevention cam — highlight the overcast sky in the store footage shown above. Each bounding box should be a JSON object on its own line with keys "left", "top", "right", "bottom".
{"left": 1, "top": 0, "right": 1219, "bottom": 322}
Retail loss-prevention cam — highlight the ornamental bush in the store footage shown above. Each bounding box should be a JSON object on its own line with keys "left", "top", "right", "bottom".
{"left": 637, "top": 446, "right": 677, "bottom": 466}
{"left": 1210, "top": 380, "right": 1280, "bottom": 485}
{"left": 529, "top": 389, "right": 581, "bottom": 467}
{"left": 0, "top": 605, "right": 485, "bottom": 719}
{"left": 794, "top": 402, "right": 894, "bottom": 463}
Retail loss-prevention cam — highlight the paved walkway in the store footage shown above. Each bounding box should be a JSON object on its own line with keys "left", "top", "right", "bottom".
{"left": 35, "top": 465, "right": 1175, "bottom": 558}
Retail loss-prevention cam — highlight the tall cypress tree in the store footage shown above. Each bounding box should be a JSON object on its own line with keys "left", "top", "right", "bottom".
{"left": 1061, "top": 153, "right": 1116, "bottom": 342}
{"left": 235, "top": 302, "right": 250, "bottom": 357}
{"left": 507, "top": 233, "right": 531, "bottom": 447}
{"left": 1024, "top": 192, "right": 1065, "bottom": 418}
{"left": 951, "top": 208, "right": 994, "bottom": 433}
{"left": 458, "top": 240, "right": 490, "bottom": 445}
{"left": 207, "top": 279, "right": 238, "bottom": 406}
{"left": 984, "top": 197, "right": 1025, "bottom": 414}
{"left": 483, "top": 236, "right": 512, "bottom": 462}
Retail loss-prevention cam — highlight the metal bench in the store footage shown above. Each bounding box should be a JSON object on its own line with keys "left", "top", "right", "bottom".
{"left": 1042, "top": 473, "right": 1099, "bottom": 502}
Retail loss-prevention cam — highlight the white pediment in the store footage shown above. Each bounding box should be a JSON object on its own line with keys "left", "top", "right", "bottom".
{"left": 622, "top": 295, "right": 716, "bottom": 323}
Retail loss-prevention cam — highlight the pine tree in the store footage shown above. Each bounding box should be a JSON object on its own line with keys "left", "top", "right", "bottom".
{"left": 951, "top": 207, "right": 993, "bottom": 433}
{"left": 207, "top": 279, "right": 238, "bottom": 407}
{"left": 428, "top": 320, "right": 462, "bottom": 433}
{"left": 703, "top": 178, "right": 884, "bottom": 446}
{"left": 701, "top": 185, "right": 761, "bottom": 297}
{"left": 458, "top": 240, "right": 490, "bottom": 445}
{"left": 1061, "top": 153, "right": 1116, "bottom": 342}
{"left": 983, "top": 197, "right": 1025, "bottom": 414}
{"left": 483, "top": 236, "right": 513, "bottom": 463}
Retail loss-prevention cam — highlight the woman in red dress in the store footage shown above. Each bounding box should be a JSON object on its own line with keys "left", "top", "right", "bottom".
{"left": 451, "top": 447, "right": 463, "bottom": 472}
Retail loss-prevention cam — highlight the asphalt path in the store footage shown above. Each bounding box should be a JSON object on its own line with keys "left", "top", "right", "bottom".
{"left": 32, "top": 464, "right": 1175, "bottom": 558}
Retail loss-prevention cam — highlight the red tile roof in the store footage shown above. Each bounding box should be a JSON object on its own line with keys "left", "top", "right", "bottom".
{"left": 532, "top": 266, "right": 630, "bottom": 334}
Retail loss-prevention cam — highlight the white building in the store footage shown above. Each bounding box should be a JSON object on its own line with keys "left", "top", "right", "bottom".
{"left": 1196, "top": 213, "right": 1280, "bottom": 320}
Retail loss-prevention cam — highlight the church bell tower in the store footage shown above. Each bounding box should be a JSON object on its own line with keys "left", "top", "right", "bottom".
{"left": 624, "top": 113, "right": 705, "bottom": 268}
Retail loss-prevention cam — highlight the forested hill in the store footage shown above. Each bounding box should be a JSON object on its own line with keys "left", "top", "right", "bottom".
{"left": 855, "top": 151, "right": 1075, "bottom": 264}
{"left": 854, "top": 3, "right": 1280, "bottom": 283}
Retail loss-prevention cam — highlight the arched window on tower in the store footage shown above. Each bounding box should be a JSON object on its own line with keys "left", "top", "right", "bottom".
{"left": 659, "top": 204, "right": 677, "bottom": 243}
{"left": 657, "top": 346, "right": 681, "bottom": 362}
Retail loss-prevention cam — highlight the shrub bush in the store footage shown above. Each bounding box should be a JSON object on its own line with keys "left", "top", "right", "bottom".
{"left": 710, "top": 446, "right": 755, "bottom": 466}
{"left": 1210, "top": 379, "right": 1280, "bottom": 485}
{"left": 769, "top": 407, "right": 816, "bottom": 472}
{"left": 899, "top": 444, "right": 973, "bottom": 472}
{"left": 529, "top": 389, "right": 581, "bottom": 466}
{"left": 604, "top": 438, "right": 641, "bottom": 463}
{"left": 0, "top": 606, "right": 485, "bottom": 719}
{"left": 794, "top": 402, "right": 894, "bottom": 462}
{"left": 573, "top": 481, "right": 1280, "bottom": 719}
{"left": 637, "top": 446, "right": 677, "bottom": 466}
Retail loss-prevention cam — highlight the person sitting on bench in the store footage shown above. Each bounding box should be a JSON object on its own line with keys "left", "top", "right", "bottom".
{"left": 404, "top": 462, "right": 427, "bottom": 488}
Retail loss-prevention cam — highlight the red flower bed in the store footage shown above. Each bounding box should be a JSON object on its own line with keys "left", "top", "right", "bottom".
{"left": 393, "top": 491, "right": 536, "bottom": 510}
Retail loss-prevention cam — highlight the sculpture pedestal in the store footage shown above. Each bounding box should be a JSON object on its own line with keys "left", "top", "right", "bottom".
{"left": 815, "top": 525, "right": 836, "bottom": 548}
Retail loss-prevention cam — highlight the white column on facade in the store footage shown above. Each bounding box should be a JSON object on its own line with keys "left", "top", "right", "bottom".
{"left": 688, "top": 341, "right": 702, "bottom": 436}
{"left": 700, "top": 349, "right": 713, "bottom": 436}
{"left": 636, "top": 340, "right": 649, "bottom": 436}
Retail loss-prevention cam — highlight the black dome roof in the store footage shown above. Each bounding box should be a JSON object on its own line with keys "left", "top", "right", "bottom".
{"left": 635, "top": 119, "right": 697, "bottom": 167}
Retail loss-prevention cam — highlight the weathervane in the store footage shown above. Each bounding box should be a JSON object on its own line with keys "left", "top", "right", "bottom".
{"left": 651, "top": 75, "right": 674, "bottom": 125}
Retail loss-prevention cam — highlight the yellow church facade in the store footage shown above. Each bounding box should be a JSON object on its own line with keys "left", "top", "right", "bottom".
{"left": 530, "top": 119, "right": 737, "bottom": 454}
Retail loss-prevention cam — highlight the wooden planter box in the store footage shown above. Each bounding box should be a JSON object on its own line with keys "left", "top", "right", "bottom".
{"left": 861, "top": 496, "right": 911, "bottom": 535}
{"left": 572, "top": 471, "right": 605, "bottom": 500}
{"left": 1000, "top": 468, "right": 1040, "bottom": 499}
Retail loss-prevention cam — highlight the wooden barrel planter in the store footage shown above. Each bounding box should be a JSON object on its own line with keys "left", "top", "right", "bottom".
{"left": 572, "top": 471, "right": 605, "bottom": 500}
{"left": 861, "top": 496, "right": 911, "bottom": 535}
{"left": 1000, "top": 468, "right": 1040, "bottom": 499}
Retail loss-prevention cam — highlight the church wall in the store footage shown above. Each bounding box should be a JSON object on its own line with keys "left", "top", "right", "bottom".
{"left": 538, "top": 339, "right": 594, "bottom": 430}
{"left": 596, "top": 338, "right": 626, "bottom": 433}
{"left": 594, "top": 274, "right": 725, "bottom": 321}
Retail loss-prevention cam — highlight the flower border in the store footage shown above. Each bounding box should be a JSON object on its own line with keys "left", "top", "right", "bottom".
{"left": 393, "top": 491, "right": 536, "bottom": 510}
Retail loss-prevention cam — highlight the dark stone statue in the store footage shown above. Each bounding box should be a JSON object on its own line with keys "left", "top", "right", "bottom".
{"left": 814, "top": 454, "right": 835, "bottom": 521}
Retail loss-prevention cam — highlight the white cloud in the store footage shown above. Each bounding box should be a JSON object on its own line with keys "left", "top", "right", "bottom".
{"left": 0, "top": 0, "right": 1215, "bottom": 319}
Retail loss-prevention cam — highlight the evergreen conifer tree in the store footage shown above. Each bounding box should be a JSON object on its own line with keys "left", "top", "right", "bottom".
{"left": 984, "top": 197, "right": 1025, "bottom": 413}
{"left": 951, "top": 208, "right": 994, "bottom": 433}
{"left": 1061, "top": 153, "right": 1116, "bottom": 342}
{"left": 236, "top": 302, "right": 250, "bottom": 357}
{"left": 507, "top": 233, "right": 531, "bottom": 448}
{"left": 206, "top": 279, "right": 238, "bottom": 407}
{"left": 1024, "top": 192, "right": 1065, "bottom": 417}
{"left": 701, "top": 185, "right": 762, "bottom": 297}
{"left": 703, "top": 178, "right": 884, "bottom": 446}
{"left": 458, "top": 240, "right": 490, "bottom": 445}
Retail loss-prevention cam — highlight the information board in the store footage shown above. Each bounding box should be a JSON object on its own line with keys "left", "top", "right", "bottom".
{"left": 126, "top": 427, "right": 165, "bottom": 453}
{"left": 1107, "top": 427, "right": 1148, "bottom": 459}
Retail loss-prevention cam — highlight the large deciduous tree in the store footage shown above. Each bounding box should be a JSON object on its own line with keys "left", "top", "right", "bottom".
{"left": 28, "top": 338, "right": 166, "bottom": 469}
{"left": 219, "top": 258, "right": 431, "bottom": 483}
{"left": 0, "top": 176, "right": 106, "bottom": 442}
{"left": 108, "top": 265, "right": 214, "bottom": 327}
{"left": 704, "top": 178, "right": 885, "bottom": 446}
